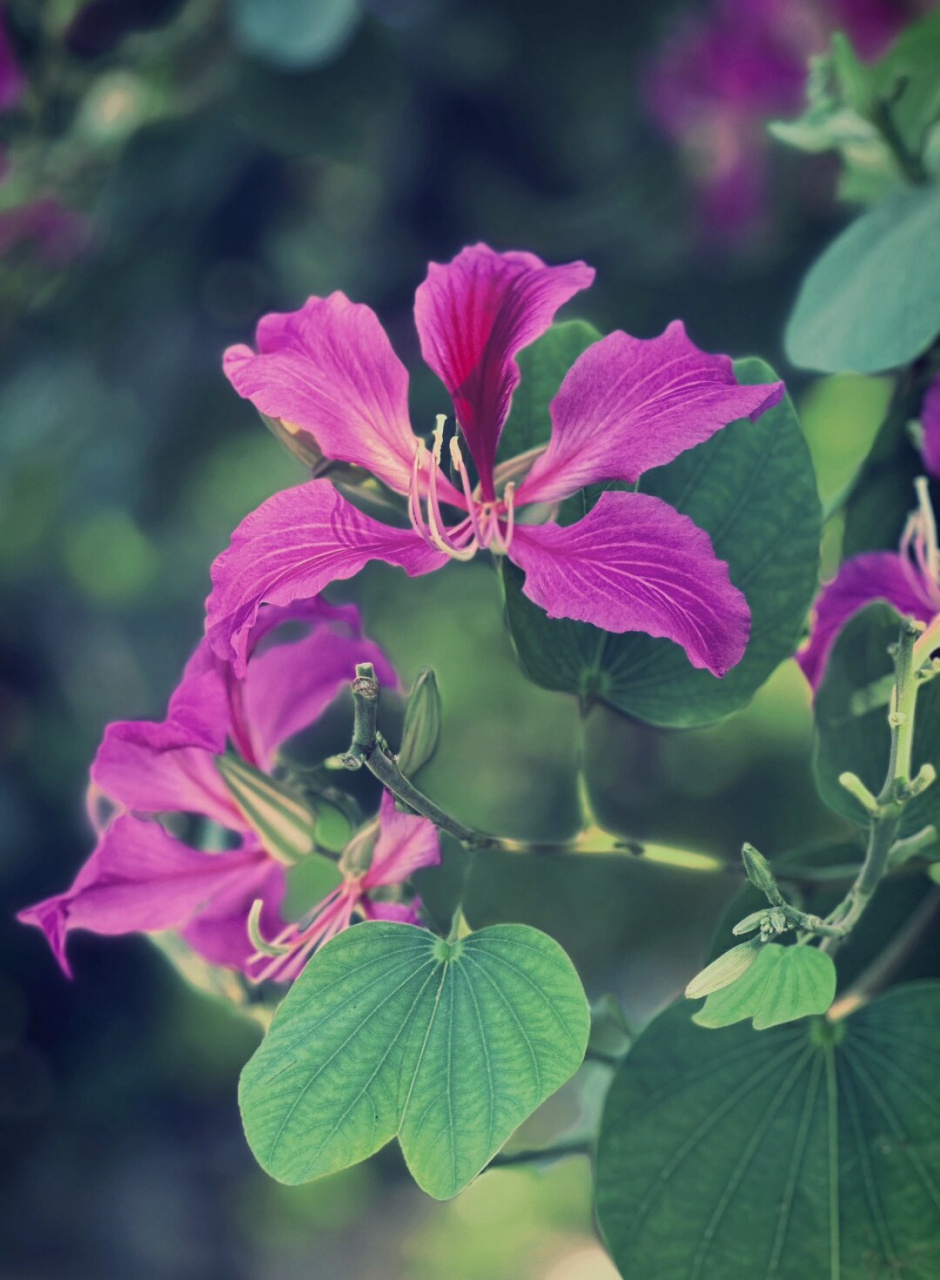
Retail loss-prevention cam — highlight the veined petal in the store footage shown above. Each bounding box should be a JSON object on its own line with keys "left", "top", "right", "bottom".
{"left": 510, "top": 490, "right": 750, "bottom": 677}
{"left": 91, "top": 719, "right": 242, "bottom": 830}
{"left": 517, "top": 322, "right": 784, "bottom": 505}
{"left": 181, "top": 858, "right": 286, "bottom": 971}
{"left": 797, "top": 552, "right": 938, "bottom": 691}
{"left": 414, "top": 244, "right": 594, "bottom": 497}
{"left": 363, "top": 790, "right": 441, "bottom": 888}
{"left": 16, "top": 815, "right": 269, "bottom": 977}
{"left": 244, "top": 622, "right": 399, "bottom": 768}
{"left": 224, "top": 293, "right": 419, "bottom": 495}
{"left": 922, "top": 376, "right": 940, "bottom": 480}
{"left": 206, "top": 480, "right": 447, "bottom": 674}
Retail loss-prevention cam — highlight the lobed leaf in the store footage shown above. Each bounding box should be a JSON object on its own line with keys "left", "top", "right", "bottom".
{"left": 239, "top": 920, "right": 590, "bottom": 1199}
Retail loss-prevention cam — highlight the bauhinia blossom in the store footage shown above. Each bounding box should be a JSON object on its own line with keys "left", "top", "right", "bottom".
{"left": 798, "top": 478, "right": 940, "bottom": 689}
{"left": 210, "top": 244, "right": 783, "bottom": 678}
{"left": 17, "top": 599, "right": 439, "bottom": 980}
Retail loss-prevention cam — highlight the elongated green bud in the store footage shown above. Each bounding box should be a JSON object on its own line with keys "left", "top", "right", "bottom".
{"left": 685, "top": 939, "right": 764, "bottom": 1000}
{"left": 216, "top": 754, "right": 317, "bottom": 865}
{"left": 398, "top": 667, "right": 442, "bottom": 777}
{"left": 740, "top": 843, "right": 783, "bottom": 904}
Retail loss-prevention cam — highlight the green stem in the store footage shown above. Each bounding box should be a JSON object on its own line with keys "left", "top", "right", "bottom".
{"left": 822, "top": 619, "right": 926, "bottom": 952}
{"left": 490, "top": 1139, "right": 591, "bottom": 1168}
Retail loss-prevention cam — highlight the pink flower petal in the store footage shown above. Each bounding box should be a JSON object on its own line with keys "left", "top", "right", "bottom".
{"left": 922, "top": 375, "right": 940, "bottom": 480}
{"left": 181, "top": 857, "right": 286, "bottom": 971}
{"left": 16, "top": 815, "right": 270, "bottom": 977}
{"left": 363, "top": 898, "right": 423, "bottom": 924}
{"left": 92, "top": 722, "right": 241, "bottom": 829}
{"left": 509, "top": 490, "right": 750, "bottom": 676}
{"left": 224, "top": 293, "right": 420, "bottom": 495}
{"left": 206, "top": 479, "right": 447, "bottom": 674}
{"left": 414, "top": 244, "right": 594, "bottom": 497}
{"left": 797, "top": 552, "right": 938, "bottom": 691}
{"left": 517, "top": 322, "right": 784, "bottom": 505}
{"left": 363, "top": 791, "right": 441, "bottom": 888}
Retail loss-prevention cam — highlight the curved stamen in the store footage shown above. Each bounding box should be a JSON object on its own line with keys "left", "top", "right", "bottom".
{"left": 408, "top": 441, "right": 441, "bottom": 553}
{"left": 450, "top": 434, "right": 486, "bottom": 546}
{"left": 915, "top": 476, "right": 940, "bottom": 584}
{"left": 488, "top": 482, "right": 517, "bottom": 555}
{"left": 425, "top": 418, "right": 478, "bottom": 562}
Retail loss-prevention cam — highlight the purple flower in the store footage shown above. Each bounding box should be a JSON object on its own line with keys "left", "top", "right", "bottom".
{"left": 246, "top": 791, "right": 440, "bottom": 984}
{"left": 17, "top": 599, "right": 438, "bottom": 981}
{"left": 797, "top": 479, "right": 940, "bottom": 689}
{"left": 210, "top": 244, "right": 782, "bottom": 679}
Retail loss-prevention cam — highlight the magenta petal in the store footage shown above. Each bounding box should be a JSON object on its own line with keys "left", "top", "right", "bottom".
{"left": 16, "top": 815, "right": 269, "bottom": 976}
{"left": 922, "top": 376, "right": 940, "bottom": 480}
{"left": 517, "top": 322, "right": 784, "bottom": 505}
{"left": 180, "top": 857, "right": 286, "bottom": 971}
{"left": 797, "top": 552, "right": 938, "bottom": 691}
{"left": 510, "top": 490, "right": 750, "bottom": 676}
{"left": 414, "top": 244, "right": 595, "bottom": 495}
{"left": 206, "top": 479, "right": 447, "bottom": 674}
{"left": 363, "top": 791, "right": 441, "bottom": 888}
{"left": 244, "top": 622, "right": 399, "bottom": 768}
{"left": 363, "top": 898, "right": 423, "bottom": 924}
{"left": 224, "top": 293, "right": 419, "bottom": 495}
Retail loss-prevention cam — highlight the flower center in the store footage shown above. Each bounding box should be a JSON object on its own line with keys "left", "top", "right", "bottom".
{"left": 901, "top": 477, "right": 940, "bottom": 609}
{"left": 408, "top": 415, "right": 515, "bottom": 563}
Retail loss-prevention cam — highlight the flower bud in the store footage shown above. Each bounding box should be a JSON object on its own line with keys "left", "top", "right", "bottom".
{"left": 397, "top": 667, "right": 442, "bottom": 777}
{"left": 740, "top": 843, "right": 781, "bottom": 901}
{"left": 685, "top": 938, "right": 763, "bottom": 1000}
{"left": 216, "top": 754, "right": 317, "bottom": 865}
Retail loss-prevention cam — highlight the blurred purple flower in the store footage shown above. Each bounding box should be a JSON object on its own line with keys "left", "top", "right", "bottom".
{"left": 210, "top": 244, "right": 782, "bottom": 679}
{"left": 16, "top": 600, "right": 435, "bottom": 981}
{"left": 0, "top": 193, "right": 90, "bottom": 264}
{"left": 645, "top": 0, "right": 935, "bottom": 238}
{"left": 797, "top": 478, "right": 940, "bottom": 689}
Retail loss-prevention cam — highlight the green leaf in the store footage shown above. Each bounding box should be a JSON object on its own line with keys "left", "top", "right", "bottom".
{"left": 814, "top": 604, "right": 940, "bottom": 840}
{"left": 239, "top": 921, "right": 590, "bottom": 1199}
{"left": 499, "top": 320, "right": 601, "bottom": 462}
{"left": 231, "top": 0, "right": 361, "bottom": 69}
{"left": 596, "top": 984, "right": 940, "bottom": 1279}
{"left": 692, "top": 944, "right": 837, "bottom": 1029}
{"left": 786, "top": 183, "right": 940, "bottom": 374}
{"left": 502, "top": 358, "right": 821, "bottom": 727}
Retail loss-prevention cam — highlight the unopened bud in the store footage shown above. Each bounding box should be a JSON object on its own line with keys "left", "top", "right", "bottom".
{"left": 216, "top": 753, "right": 317, "bottom": 865}
{"left": 741, "top": 843, "right": 782, "bottom": 903}
{"left": 685, "top": 938, "right": 763, "bottom": 1000}
{"left": 397, "top": 667, "right": 442, "bottom": 777}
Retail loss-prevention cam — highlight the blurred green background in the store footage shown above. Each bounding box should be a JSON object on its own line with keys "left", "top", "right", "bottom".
{"left": 0, "top": 2, "right": 920, "bottom": 1277}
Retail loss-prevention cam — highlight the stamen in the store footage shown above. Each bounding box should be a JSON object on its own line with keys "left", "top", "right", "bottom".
{"left": 408, "top": 441, "right": 440, "bottom": 553}
{"left": 246, "top": 899, "right": 292, "bottom": 956}
{"left": 489, "top": 482, "right": 516, "bottom": 555}
{"left": 450, "top": 434, "right": 486, "bottom": 545}
{"left": 425, "top": 418, "right": 477, "bottom": 562}
{"left": 915, "top": 476, "right": 940, "bottom": 584}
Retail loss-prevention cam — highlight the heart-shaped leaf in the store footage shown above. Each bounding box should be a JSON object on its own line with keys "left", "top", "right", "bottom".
{"left": 239, "top": 921, "right": 590, "bottom": 1199}
{"left": 597, "top": 984, "right": 940, "bottom": 1279}
{"left": 786, "top": 183, "right": 940, "bottom": 374}
{"left": 691, "top": 943, "right": 837, "bottom": 1029}
{"left": 502, "top": 358, "right": 821, "bottom": 727}
{"left": 814, "top": 603, "right": 940, "bottom": 841}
